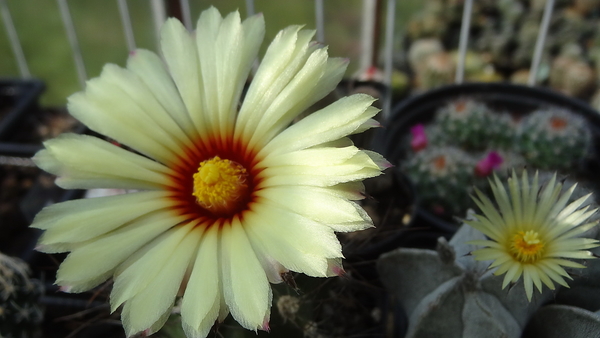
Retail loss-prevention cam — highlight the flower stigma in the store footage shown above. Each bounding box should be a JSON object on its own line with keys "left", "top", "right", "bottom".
{"left": 192, "top": 156, "right": 249, "bottom": 216}
{"left": 509, "top": 230, "right": 545, "bottom": 264}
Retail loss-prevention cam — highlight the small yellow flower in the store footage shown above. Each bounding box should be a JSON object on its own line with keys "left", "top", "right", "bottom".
{"left": 466, "top": 171, "right": 599, "bottom": 301}
{"left": 30, "top": 7, "right": 387, "bottom": 337}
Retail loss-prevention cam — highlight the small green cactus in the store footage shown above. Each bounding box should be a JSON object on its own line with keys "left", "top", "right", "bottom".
{"left": 435, "top": 100, "right": 500, "bottom": 150}
{"left": 517, "top": 108, "right": 592, "bottom": 171}
{"left": 0, "top": 253, "right": 43, "bottom": 338}
{"left": 403, "top": 146, "right": 476, "bottom": 217}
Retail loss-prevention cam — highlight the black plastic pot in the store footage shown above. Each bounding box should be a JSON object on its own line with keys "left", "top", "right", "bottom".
{"left": 0, "top": 79, "right": 45, "bottom": 139}
{"left": 0, "top": 79, "right": 85, "bottom": 260}
{"left": 375, "top": 82, "right": 600, "bottom": 233}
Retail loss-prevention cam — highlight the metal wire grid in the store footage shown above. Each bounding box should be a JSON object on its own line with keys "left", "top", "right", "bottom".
{"left": 1, "top": 0, "right": 556, "bottom": 120}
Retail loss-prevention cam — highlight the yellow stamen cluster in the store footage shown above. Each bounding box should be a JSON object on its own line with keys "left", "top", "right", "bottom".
{"left": 509, "top": 230, "right": 545, "bottom": 264}
{"left": 192, "top": 156, "right": 249, "bottom": 215}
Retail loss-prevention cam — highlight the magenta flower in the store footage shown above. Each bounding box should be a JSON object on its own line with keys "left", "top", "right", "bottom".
{"left": 410, "top": 124, "right": 428, "bottom": 152}
{"left": 474, "top": 151, "right": 503, "bottom": 177}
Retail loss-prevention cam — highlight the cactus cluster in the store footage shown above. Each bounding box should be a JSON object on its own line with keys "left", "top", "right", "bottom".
{"left": 402, "top": 98, "right": 591, "bottom": 220}
{"left": 404, "top": 0, "right": 600, "bottom": 100}
{"left": 403, "top": 146, "right": 476, "bottom": 216}
{"left": 435, "top": 100, "right": 516, "bottom": 150}
{"left": 0, "top": 253, "right": 43, "bottom": 338}
{"left": 517, "top": 108, "right": 592, "bottom": 170}
{"left": 377, "top": 220, "right": 600, "bottom": 338}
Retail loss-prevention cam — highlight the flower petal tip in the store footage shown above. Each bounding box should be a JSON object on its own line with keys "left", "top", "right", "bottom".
{"left": 332, "top": 265, "right": 345, "bottom": 277}
{"left": 59, "top": 285, "right": 73, "bottom": 293}
{"left": 382, "top": 160, "right": 394, "bottom": 170}
{"left": 261, "top": 320, "right": 271, "bottom": 332}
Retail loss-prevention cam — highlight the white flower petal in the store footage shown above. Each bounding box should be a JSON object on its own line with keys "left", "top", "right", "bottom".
{"left": 258, "top": 146, "right": 360, "bottom": 169}
{"left": 537, "top": 265, "right": 568, "bottom": 288}
{"left": 257, "top": 186, "right": 372, "bottom": 230}
{"left": 68, "top": 74, "right": 181, "bottom": 165}
{"left": 121, "top": 223, "right": 198, "bottom": 336}
{"left": 221, "top": 219, "right": 271, "bottom": 331}
{"left": 182, "top": 226, "right": 222, "bottom": 338}
{"left": 98, "top": 63, "right": 193, "bottom": 149}
{"left": 160, "top": 18, "right": 207, "bottom": 137}
{"left": 127, "top": 49, "right": 198, "bottom": 140}
{"left": 258, "top": 150, "right": 383, "bottom": 188}
{"left": 34, "top": 134, "right": 172, "bottom": 190}
{"left": 244, "top": 203, "right": 342, "bottom": 276}
{"left": 55, "top": 210, "right": 183, "bottom": 292}
{"left": 197, "top": 9, "right": 264, "bottom": 137}
{"left": 259, "top": 94, "right": 378, "bottom": 157}
{"left": 236, "top": 26, "right": 314, "bottom": 141}
{"left": 250, "top": 47, "right": 330, "bottom": 145}
{"left": 247, "top": 243, "right": 288, "bottom": 284}
{"left": 35, "top": 191, "right": 174, "bottom": 245}
{"left": 522, "top": 265, "right": 534, "bottom": 300}
{"left": 489, "top": 175, "right": 516, "bottom": 230}
{"left": 110, "top": 222, "right": 195, "bottom": 312}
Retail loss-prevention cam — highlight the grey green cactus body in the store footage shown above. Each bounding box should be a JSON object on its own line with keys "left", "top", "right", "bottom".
{"left": 403, "top": 146, "right": 476, "bottom": 217}
{"left": 517, "top": 108, "right": 591, "bottom": 171}
{"left": 0, "top": 253, "right": 43, "bottom": 338}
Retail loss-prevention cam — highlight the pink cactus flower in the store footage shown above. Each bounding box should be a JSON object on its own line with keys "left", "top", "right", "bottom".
{"left": 475, "top": 151, "right": 503, "bottom": 177}
{"left": 410, "top": 124, "right": 428, "bottom": 152}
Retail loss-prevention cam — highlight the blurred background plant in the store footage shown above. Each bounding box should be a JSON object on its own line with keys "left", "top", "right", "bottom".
{"left": 0, "top": 0, "right": 423, "bottom": 107}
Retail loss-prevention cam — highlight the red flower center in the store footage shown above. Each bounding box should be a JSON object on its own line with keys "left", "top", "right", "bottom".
{"left": 166, "top": 135, "right": 263, "bottom": 225}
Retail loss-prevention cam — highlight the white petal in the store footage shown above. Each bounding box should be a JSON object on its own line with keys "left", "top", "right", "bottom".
{"left": 98, "top": 63, "right": 193, "bottom": 148}
{"left": 68, "top": 74, "right": 181, "bottom": 165}
{"left": 489, "top": 175, "right": 516, "bottom": 230}
{"left": 121, "top": 223, "right": 198, "bottom": 336}
{"left": 249, "top": 47, "right": 330, "bottom": 146}
{"left": 35, "top": 191, "right": 174, "bottom": 245}
{"left": 127, "top": 49, "right": 198, "bottom": 139}
{"left": 197, "top": 9, "right": 264, "bottom": 137}
{"left": 246, "top": 243, "right": 288, "bottom": 284}
{"left": 522, "top": 265, "right": 534, "bottom": 301}
{"left": 258, "top": 146, "right": 360, "bottom": 169}
{"left": 160, "top": 18, "right": 207, "bottom": 137}
{"left": 221, "top": 219, "right": 271, "bottom": 331}
{"left": 34, "top": 133, "right": 172, "bottom": 190}
{"left": 243, "top": 203, "right": 342, "bottom": 276}
{"left": 258, "top": 150, "right": 383, "bottom": 188}
{"left": 55, "top": 210, "right": 183, "bottom": 292}
{"left": 256, "top": 186, "right": 372, "bottom": 231}
{"left": 110, "top": 222, "right": 195, "bottom": 312}
{"left": 181, "top": 226, "right": 221, "bottom": 338}
{"left": 236, "top": 26, "right": 315, "bottom": 141}
{"left": 259, "top": 94, "right": 378, "bottom": 157}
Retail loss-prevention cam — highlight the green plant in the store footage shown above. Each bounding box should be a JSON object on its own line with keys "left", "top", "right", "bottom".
{"left": 0, "top": 252, "right": 43, "bottom": 338}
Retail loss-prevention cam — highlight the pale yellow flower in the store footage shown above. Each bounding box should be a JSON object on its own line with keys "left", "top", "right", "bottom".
{"left": 31, "top": 7, "right": 387, "bottom": 337}
{"left": 467, "top": 171, "right": 599, "bottom": 301}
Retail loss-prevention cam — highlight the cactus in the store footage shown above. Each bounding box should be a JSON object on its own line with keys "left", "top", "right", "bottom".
{"left": 414, "top": 52, "right": 455, "bottom": 90}
{"left": 517, "top": 108, "right": 592, "bottom": 171}
{"left": 0, "top": 252, "right": 43, "bottom": 338}
{"left": 378, "top": 202, "right": 600, "bottom": 338}
{"left": 435, "top": 100, "right": 506, "bottom": 151}
{"left": 403, "top": 146, "right": 476, "bottom": 217}
{"left": 407, "top": 39, "right": 444, "bottom": 74}
{"left": 377, "top": 225, "right": 600, "bottom": 338}
{"left": 377, "top": 223, "right": 553, "bottom": 338}
{"left": 550, "top": 56, "right": 596, "bottom": 98}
